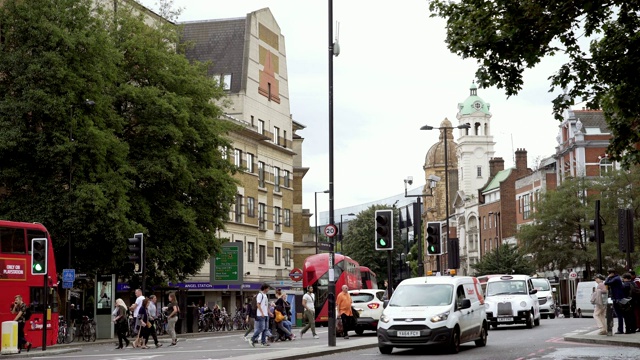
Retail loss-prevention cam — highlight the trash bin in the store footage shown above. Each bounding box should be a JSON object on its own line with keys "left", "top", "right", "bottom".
{"left": 1, "top": 321, "right": 19, "bottom": 355}
{"left": 561, "top": 304, "right": 570, "bottom": 318}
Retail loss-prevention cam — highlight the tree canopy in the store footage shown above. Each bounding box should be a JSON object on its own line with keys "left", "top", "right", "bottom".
{"left": 341, "top": 205, "right": 405, "bottom": 286}
{"left": 429, "top": 0, "right": 640, "bottom": 167}
{"left": 0, "top": 0, "right": 237, "bottom": 283}
{"left": 471, "top": 244, "right": 535, "bottom": 276}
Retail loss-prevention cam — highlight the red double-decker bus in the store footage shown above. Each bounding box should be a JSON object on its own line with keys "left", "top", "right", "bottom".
{"left": 303, "top": 253, "right": 361, "bottom": 325}
{"left": 0, "top": 220, "right": 59, "bottom": 350}
{"left": 359, "top": 266, "right": 378, "bottom": 289}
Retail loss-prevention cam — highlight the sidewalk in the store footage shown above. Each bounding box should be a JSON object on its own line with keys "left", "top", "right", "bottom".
{"left": 564, "top": 328, "right": 640, "bottom": 348}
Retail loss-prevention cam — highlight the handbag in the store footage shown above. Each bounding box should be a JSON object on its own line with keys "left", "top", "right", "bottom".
{"left": 618, "top": 297, "right": 633, "bottom": 311}
{"left": 275, "top": 310, "right": 285, "bottom": 323}
{"left": 146, "top": 321, "right": 152, "bottom": 328}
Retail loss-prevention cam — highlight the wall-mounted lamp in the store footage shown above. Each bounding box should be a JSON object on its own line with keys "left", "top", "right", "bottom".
{"left": 244, "top": 272, "right": 250, "bottom": 276}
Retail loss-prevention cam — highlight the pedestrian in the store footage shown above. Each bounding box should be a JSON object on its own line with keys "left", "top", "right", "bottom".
{"left": 591, "top": 274, "right": 607, "bottom": 335}
{"left": 146, "top": 295, "right": 162, "bottom": 348}
{"left": 299, "top": 285, "right": 319, "bottom": 339}
{"left": 249, "top": 283, "right": 271, "bottom": 347}
{"left": 129, "top": 289, "right": 145, "bottom": 345}
{"left": 113, "top": 298, "right": 130, "bottom": 349}
{"left": 137, "top": 298, "right": 151, "bottom": 349}
{"left": 621, "top": 273, "right": 637, "bottom": 333}
{"left": 276, "top": 292, "right": 293, "bottom": 333}
{"left": 630, "top": 270, "right": 640, "bottom": 332}
{"left": 571, "top": 296, "right": 577, "bottom": 318}
{"left": 604, "top": 268, "right": 626, "bottom": 334}
{"left": 336, "top": 285, "right": 353, "bottom": 339}
{"left": 10, "top": 295, "right": 31, "bottom": 353}
{"left": 242, "top": 296, "right": 255, "bottom": 341}
{"left": 274, "top": 303, "right": 295, "bottom": 340}
{"left": 166, "top": 293, "right": 179, "bottom": 346}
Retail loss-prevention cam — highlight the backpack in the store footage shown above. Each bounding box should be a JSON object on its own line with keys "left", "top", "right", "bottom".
{"left": 251, "top": 295, "right": 258, "bottom": 312}
{"left": 23, "top": 306, "right": 31, "bottom": 320}
{"left": 630, "top": 281, "right": 640, "bottom": 301}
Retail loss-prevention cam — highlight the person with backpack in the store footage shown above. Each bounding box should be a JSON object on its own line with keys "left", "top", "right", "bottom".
{"left": 11, "top": 295, "right": 31, "bottom": 353}
{"left": 621, "top": 273, "right": 638, "bottom": 333}
{"left": 242, "top": 296, "right": 256, "bottom": 341}
{"left": 249, "top": 283, "right": 271, "bottom": 347}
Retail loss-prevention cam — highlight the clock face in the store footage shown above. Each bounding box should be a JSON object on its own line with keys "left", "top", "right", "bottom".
{"left": 473, "top": 101, "right": 482, "bottom": 110}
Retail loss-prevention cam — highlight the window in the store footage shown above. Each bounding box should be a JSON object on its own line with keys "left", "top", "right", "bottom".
{"left": 273, "top": 126, "right": 280, "bottom": 144}
{"left": 235, "top": 194, "right": 243, "bottom": 223}
{"left": 248, "top": 242, "right": 255, "bottom": 262}
{"left": 259, "top": 203, "right": 266, "bottom": 230}
{"left": 0, "top": 226, "right": 27, "bottom": 254}
{"left": 258, "top": 120, "right": 265, "bottom": 135}
{"left": 274, "top": 207, "right": 282, "bottom": 233}
{"left": 274, "top": 167, "right": 280, "bottom": 192}
{"left": 246, "top": 153, "right": 254, "bottom": 173}
{"left": 220, "top": 146, "right": 228, "bottom": 160}
{"left": 234, "top": 149, "right": 242, "bottom": 167}
{"left": 259, "top": 245, "right": 266, "bottom": 264}
{"left": 258, "top": 161, "right": 265, "bottom": 188}
{"left": 285, "top": 249, "right": 291, "bottom": 267}
{"left": 223, "top": 74, "right": 231, "bottom": 91}
{"left": 523, "top": 194, "right": 531, "bottom": 220}
{"left": 460, "top": 167, "right": 463, "bottom": 181}
{"left": 283, "top": 130, "right": 287, "bottom": 148}
{"left": 275, "top": 247, "right": 281, "bottom": 266}
{"left": 476, "top": 166, "right": 482, "bottom": 177}
{"left": 247, "top": 197, "right": 255, "bottom": 218}
{"left": 283, "top": 170, "right": 290, "bottom": 188}
{"left": 600, "top": 158, "right": 613, "bottom": 176}
{"left": 284, "top": 209, "right": 291, "bottom": 227}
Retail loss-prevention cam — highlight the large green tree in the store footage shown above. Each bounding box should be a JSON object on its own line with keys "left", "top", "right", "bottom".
{"left": 517, "top": 177, "right": 593, "bottom": 273}
{"left": 429, "top": 0, "right": 640, "bottom": 167}
{"left": 341, "top": 205, "right": 405, "bottom": 287}
{"left": 0, "top": 0, "right": 237, "bottom": 283}
{"left": 471, "top": 244, "right": 536, "bottom": 276}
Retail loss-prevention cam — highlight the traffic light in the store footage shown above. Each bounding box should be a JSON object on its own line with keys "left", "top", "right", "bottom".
{"left": 31, "top": 238, "right": 48, "bottom": 275}
{"left": 128, "top": 233, "right": 144, "bottom": 274}
{"left": 426, "top": 222, "right": 442, "bottom": 255}
{"left": 375, "top": 210, "right": 393, "bottom": 250}
{"left": 589, "top": 218, "right": 604, "bottom": 243}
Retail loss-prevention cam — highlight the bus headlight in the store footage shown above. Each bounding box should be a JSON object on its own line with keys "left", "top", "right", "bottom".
{"left": 430, "top": 311, "right": 450, "bottom": 322}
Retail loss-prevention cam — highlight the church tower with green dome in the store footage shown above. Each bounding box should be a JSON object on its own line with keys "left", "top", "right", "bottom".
{"left": 456, "top": 81, "right": 496, "bottom": 197}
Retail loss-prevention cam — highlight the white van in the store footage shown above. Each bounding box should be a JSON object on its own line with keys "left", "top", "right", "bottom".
{"left": 575, "top": 281, "right": 596, "bottom": 318}
{"left": 484, "top": 275, "right": 541, "bottom": 328}
{"left": 531, "top": 278, "right": 556, "bottom": 319}
{"left": 377, "top": 276, "right": 487, "bottom": 354}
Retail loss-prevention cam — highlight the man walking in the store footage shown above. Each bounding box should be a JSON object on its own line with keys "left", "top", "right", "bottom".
{"left": 147, "top": 295, "right": 162, "bottom": 348}
{"left": 242, "top": 296, "right": 256, "bottom": 341}
{"left": 129, "top": 289, "right": 145, "bottom": 345}
{"left": 250, "top": 283, "right": 271, "bottom": 347}
{"left": 336, "top": 285, "right": 353, "bottom": 339}
{"left": 605, "top": 268, "right": 625, "bottom": 334}
{"left": 300, "top": 286, "right": 319, "bottom": 339}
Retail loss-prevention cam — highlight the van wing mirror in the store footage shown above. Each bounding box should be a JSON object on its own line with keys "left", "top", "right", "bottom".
{"left": 383, "top": 300, "right": 389, "bottom": 308}
{"left": 530, "top": 289, "right": 537, "bottom": 295}
{"left": 460, "top": 299, "right": 471, "bottom": 310}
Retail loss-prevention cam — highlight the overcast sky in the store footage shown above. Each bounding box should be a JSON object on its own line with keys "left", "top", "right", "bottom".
{"left": 139, "top": 0, "right": 569, "bottom": 223}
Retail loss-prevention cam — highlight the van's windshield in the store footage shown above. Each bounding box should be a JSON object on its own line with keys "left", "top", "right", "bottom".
{"left": 388, "top": 284, "right": 453, "bottom": 307}
{"left": 531, "top": 279, "right": 550, "bottom": 291}
{"left": 486, "top": 280, "right": 527, "bottom": 296}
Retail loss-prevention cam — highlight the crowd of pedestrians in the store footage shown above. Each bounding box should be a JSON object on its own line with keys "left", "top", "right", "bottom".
{"left": 602, "top": 269, "right": 640, "bottom": 335}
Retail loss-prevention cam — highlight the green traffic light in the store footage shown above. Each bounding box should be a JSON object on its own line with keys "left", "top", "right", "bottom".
{"left": 428, "top": 245, "right": 435, "bottom": 252}
{"left": 378, "top": 239, "right": 387, "bottom": 247}
{"left": 33, "top": 263, "right": 43, "bottom": 272}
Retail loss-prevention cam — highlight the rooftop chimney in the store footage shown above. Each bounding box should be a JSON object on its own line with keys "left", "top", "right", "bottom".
{"left": 489, "top": 157, "right": 505, "bottom": 177}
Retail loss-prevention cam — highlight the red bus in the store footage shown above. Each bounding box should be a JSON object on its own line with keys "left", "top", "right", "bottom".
{"left": 303, "top": 253, "right": 361, "bottom": 325}
{"left": 360, "top": 266, "right": 378, "bottom": 289}
{"left": 0, "top": 221, "right": 59, "bottom": 350}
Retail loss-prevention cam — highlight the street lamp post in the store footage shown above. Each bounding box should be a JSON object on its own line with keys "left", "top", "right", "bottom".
{"left": 339, "top": 213, "right": 355, "bottom": 253}
{"left": 420, "top": 123, "right": 470, "bottom": 272}
{"left": 315, "top": 190, "right": 330, "bottom": 254}
{"left": 403, "top": 176, "right": 436, "bottom": 276}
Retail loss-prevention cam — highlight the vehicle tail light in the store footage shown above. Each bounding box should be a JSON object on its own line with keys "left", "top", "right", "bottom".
{"left": 367, "top": 303, "right": 379, "bottom": 309}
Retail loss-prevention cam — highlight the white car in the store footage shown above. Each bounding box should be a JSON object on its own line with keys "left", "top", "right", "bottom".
{"left": 349, "top": 289, "right": 385, "bottom": 334}
{"left": 484, "top": 275, "right": 541, "bottom": 329}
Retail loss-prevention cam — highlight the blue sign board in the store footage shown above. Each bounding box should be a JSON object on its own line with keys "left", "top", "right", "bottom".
{"left": 63, "top": 281, "right": 74, "bottom": 289}
{"left": 62, "top": 269, "right": 75, "bottom": 282}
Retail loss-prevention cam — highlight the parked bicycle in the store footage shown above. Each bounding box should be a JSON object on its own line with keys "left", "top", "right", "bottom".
{"left": 232, "top": 308, "right": 247, "bottom": 330}
{"left": 80, "top": 316, "right": 96, "bottom": 342}
{"left": 57, "top": 316, "right": 74, "bottom": 344}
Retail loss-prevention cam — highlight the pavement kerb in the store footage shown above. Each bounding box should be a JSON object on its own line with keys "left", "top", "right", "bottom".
{"left": 229, "top": 337, "right": 378, "bottom": 360}
{"left": 564, "top": 328, "right": 640, "bottom": 348}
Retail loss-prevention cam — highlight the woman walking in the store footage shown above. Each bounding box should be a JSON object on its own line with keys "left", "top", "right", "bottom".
{"left": 113, "top": 298, "right": 130, "bottom": 349}
{"left": 166, "top": 293, "right": 180, "bottom": 346}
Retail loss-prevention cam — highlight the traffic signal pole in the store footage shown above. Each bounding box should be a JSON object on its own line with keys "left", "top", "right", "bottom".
{"left": 327, "top": 0, "right": 337, "bottom": 347}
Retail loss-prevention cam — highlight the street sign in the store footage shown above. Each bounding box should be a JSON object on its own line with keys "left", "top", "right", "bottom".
{"left": 569, "top": 271, "right": 577, "bottom": 280}
{"left": 324, "top": 224, "right": 338, "bottom": 238}
{"left": 289, "top": 268, "right": 303, "bottom": 282}
{"left": 318, "top": 242, "right": 333, "bottom": 252}
{"left": 62, "top": 269, "right": 75, "bottom": 283}
{"left": 62, "top": 281, "right": 73, "bottom": 289}
{"left": 210, "top": 242, "right": 243, "bottom": 285}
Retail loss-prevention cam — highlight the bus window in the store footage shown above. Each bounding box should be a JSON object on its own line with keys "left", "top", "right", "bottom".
{"left": 26, "top": 229, "right": 47, "bottom": 252}
{"left": 0, "top": 226, "right": 27, "bottom": 254}
{"left": 29, "top": 286, "right": 59, "bottom": 313}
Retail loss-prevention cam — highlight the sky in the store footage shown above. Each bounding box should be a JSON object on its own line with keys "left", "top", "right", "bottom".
{"left": 139, "top": 0, "right": 569, "bottom": 223}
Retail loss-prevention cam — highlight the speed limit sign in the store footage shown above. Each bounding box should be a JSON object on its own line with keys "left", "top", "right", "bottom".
{"left": 324, "top": 224, "right": 338, "bottom": 238}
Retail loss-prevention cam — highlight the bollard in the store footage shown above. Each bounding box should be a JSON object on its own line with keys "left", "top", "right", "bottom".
{"left": 1, "top": 321, "right": 19, "bottom": 355}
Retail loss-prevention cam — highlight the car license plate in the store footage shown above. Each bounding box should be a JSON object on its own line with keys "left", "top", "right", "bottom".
{"left": 397, "top": 331, "right": 420, "bottom": 337}
{"left": 497, "top": 317, "right": 513, "bottom": 322}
